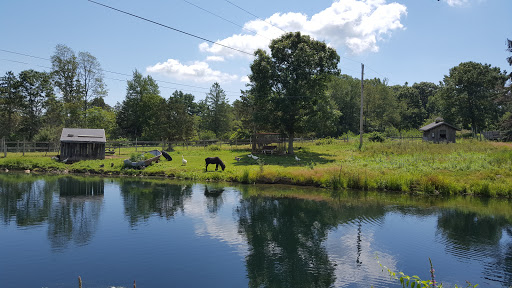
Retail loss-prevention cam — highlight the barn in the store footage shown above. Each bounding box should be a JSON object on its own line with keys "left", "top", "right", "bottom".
{"left": 60, "top": 128, "right": 106, "bottom": 162}
{"left": 419, "top": 118, "right": 460, "bottom": 143}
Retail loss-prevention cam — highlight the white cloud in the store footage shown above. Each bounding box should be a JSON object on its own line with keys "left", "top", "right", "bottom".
{"left": 240, "top": 76, "right": 250, "bottom": 83}
{"left": 199, "top": 0, "right": 407, "bottom": 56}
{"left": 445, "top": 0, "right": 470, "bottom": 6}
{"left": 206, "top": 56, "right": 225, "bottom": 62}
{"left": 146, "top": 59, "right": 238, "bottom": 83}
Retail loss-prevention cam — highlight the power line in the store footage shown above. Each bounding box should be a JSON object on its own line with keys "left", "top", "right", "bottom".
{"left": 0, "top": 48, "right": 242, "bottom": 94}
{"left": 87, "top": 0, "right": 254, "bottom": 56}
{"left": 0, "top": 58, "right": 242, "bottom": 97}
{"left": 183, "top": 0, "right": 272, "bottom": 41}
{"left": 223, "top": 0, "right": 288, "bottom": 34}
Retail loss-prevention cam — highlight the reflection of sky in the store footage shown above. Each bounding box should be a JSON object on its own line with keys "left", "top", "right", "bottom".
{"left": 183, "top": 184, "right": 249, "bottom": 257}
{"left": 326, "top": 221, "right": 398, "bottom": 288}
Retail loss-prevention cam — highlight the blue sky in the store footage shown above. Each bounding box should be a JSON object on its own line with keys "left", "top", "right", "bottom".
{"left": 1, "top": 0, "right": 510, "bottom": 106}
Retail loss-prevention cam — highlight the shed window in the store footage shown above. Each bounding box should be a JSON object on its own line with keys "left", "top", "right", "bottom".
{"left": 440, "top": 129, "right": 447, "bottom": 140}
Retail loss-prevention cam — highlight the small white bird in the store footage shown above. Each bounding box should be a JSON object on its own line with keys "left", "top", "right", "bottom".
{"left": 182, "top": 155, "right": 187, "bottom": 166}
{"left": 295, "top": 155, "right": 301, "bottom": 161}
{"left": 252, "top": 155, "right": 259, "bottom": 160}
{"left": 248, "top": 154, "right": 253, "bottom": 158}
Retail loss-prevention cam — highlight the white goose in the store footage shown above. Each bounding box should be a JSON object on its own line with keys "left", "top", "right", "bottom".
{"left": 182, "top": 155, "right": 187, "bottom": 166}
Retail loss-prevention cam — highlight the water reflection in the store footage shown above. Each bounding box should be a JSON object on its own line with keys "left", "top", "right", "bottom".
{"left": 236, "top": 195, "right": 389, "bottom": 288}
{"left": 204, "top": 185, "right": 225, "bottom": 215}
{"left": 1, "top": 175, "right": 512, "bottom": 287}
{"left": 119, "top": 179, "right": 192, "bottom": 226}
{"left": 437, "top": 209, "right": 512, "bottom": 283}
{"left": 47, "top": 177, "right": 104, "bottom": 250}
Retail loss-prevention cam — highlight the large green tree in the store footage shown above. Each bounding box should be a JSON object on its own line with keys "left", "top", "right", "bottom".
{"left": 0, "top": 71, "right": 22, "bottom": 139}
{"left": 116, "top": 70, "right": 162, "bottom": 139}
{"left": 202, "top": 82, "right": 232, "bottom": 139}
{"left": 327, "top": 74, "right": 360, "bottom": 135}
{"left": 51, "top": 44, "right": 82, "bottom": 127}
{"left": 77, "top": 51, "right": 107, "bottom": 126}
{"left": 163, "top": 90, "right": 197, "bottom": 141}
{"left": 247, "top": 32, "right": 340, "bottom": 154}
{"left": 18, "top": 70, "right": 54, "bottom": 140}
{"left": 438, "top": 62, "right": 508, "bottom": 132}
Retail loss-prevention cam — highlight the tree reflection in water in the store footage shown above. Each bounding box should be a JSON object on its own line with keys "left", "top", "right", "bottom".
{"left": 119, "top": 179, "right": 193, "bottom": 226}
{"left": 437, "top": 209, "right": 512, "bottom": 283}
{"left": 236, "top": 195, "right": 387, "bottom": 288}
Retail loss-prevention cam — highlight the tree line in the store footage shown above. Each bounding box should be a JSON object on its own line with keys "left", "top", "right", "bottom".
{"left": 1, "top": 35, "right": 511, "bottom": 147}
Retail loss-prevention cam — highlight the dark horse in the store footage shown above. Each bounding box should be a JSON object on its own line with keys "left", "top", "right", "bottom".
{"left": 205, "top": 157, "right": 226, "bottom": 171}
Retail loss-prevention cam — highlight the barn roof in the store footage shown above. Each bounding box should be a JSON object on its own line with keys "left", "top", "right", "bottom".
{"left": 419, "top": 121, "right": 460, "bottom": 132}
{"left": 60, "top": 128, "right": 106, "bottom": 143}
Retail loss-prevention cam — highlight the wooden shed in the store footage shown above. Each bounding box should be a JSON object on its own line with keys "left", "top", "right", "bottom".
{"left": 60, "top": 128, "right": 106, "bottom": 162}
{"left": 252, "top": 133, "right": 285, "bottom": 154}
{"left": 419, "top": 119, "right": 460, "bottom": 143}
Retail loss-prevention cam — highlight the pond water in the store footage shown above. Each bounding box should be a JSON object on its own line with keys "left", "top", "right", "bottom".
{"left": 1, "top": 174, "right": 511, "bottom": 288}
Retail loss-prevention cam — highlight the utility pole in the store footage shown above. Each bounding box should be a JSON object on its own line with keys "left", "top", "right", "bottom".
{"left": 359, "top": 63, "right": 364, "bottom": 150}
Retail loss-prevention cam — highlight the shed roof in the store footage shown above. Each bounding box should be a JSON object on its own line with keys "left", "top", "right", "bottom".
{"left": 419, "top": 122, "right": 460, "bottom": 132}
{"left": 60, "top": 128, "right": 106, "bottom": 143}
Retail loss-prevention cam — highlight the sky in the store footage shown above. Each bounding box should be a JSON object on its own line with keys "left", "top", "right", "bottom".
{"left": 1, "top": 0, "right": 511, "bottom": 107}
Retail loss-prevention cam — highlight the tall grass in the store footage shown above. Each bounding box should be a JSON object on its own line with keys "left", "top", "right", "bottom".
{"left": 1, "top": 139, "right": 512, "bottom": 197}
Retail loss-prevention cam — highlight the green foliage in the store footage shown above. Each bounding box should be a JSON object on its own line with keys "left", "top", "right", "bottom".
{"left": 438, "top": 62, "right": 508, "bottom": 131}
{"left": 207, "top": 145, "right": 221, "bottom": 151}
{"left": 368, "top": 132, "right": 385, "bottom": 142}
{"left": 315, "top": 137, "right": 335, "bottom": 145}
{"left": 201, "top": 83, "right": 232, "bottom": 139}
{"left": 377, "top": 256, "right": 479, "bottom": 288}
{"left": 247, "top": 32, "right": 340, "bottom": 153}
{"left": 198, "top": 130, "right": 216, "bottom": 140}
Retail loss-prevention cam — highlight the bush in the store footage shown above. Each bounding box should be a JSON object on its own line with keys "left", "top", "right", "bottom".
{"left": 368, "top": 132, "right": 385, "bottom": 142}
{"left": 315, "top": 137, "right": 335, "bottom": 145}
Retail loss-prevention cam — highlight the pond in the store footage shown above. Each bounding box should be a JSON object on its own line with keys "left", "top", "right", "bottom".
{"left": 1, "top": 173, "right": 511, "bottom": 288}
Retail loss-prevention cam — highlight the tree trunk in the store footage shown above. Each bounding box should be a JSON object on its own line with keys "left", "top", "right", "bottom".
{"left": 288, "top": 132, "right": 294, "bottom": 154}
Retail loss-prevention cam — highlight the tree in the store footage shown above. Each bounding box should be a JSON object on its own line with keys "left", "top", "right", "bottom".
{"left": 51, "top": 44, "right": 82, "bottom": 127}
{"left": 0, "top": 71, "right": 22, "bottom": 139}
{"left": 363, "top": 78, "right": 398, "bottom": 132}
{"left": 439, "top": 62, "right": 508, "bottom": 132}
{"left": 327, "top": 74, "right": 361, "bottom": 135}
{"left": 86, "top": 106, "right": 117, "bottom": 139}
{"left": 395, "top": 85, "right": 425, "bottom": 131}
{"left": 77, "top": 51, "right": 107, "bottom": 125}
{"left": 116, "top": 70, "right": 162, "bottom": 139}
{"left": 163, "top": 90, "right": 197, "bottom": 141}
{"left": 202, "top": 82, "right": 232, "bottom": 139}
{"left": 18, "top": 70, "right": 54, "bottom": 140}
{"left": 247, "top": 32, "right": 340, "bottom": 154}
{"left": 507, "top": 38, "right": 512, "bottom": 66}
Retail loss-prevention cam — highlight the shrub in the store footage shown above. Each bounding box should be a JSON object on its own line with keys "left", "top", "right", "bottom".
{"left": 368, "top": 132, "right": 385, "bottom": 142}
{"left": 315, "top": 137, "right": 335, "bottom": 145}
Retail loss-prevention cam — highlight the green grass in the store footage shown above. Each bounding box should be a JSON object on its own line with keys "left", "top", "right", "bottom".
{"left": 1, "top": 139, "right": 512, "bottom": 197}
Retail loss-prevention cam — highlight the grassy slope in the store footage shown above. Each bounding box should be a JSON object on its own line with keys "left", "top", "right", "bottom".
{"left": 1, "top": 139, "right": 511, "bottom": 197}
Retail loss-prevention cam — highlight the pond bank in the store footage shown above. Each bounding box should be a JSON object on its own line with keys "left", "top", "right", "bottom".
{"left": 1, "top": 139, "right": 512, "bottom": 198}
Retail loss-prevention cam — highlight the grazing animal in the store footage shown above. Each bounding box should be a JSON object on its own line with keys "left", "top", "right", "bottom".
{"left": 205, "top": 157, "right": 226, "bottom": 171}
{"left": 235, "top": 157, "right": 241, "bottom": 162}
{"left": 99, "top": 164, "right": 105, "bottom": 168}
{"left": 295, "top": 155, "right": 301, "bottom": 161}
{"left": 111, "top": 163, "right": 114, "bottom": 167}
{"left": 182, "top": 155, "right": 187, "bottom": 166}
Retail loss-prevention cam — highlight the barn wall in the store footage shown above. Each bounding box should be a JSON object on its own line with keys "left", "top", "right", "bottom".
{"left": 60, "top": 142, "right": 105, "bottom": 161}
{"left": 423, "top": 124, "right": 456, "bottom": 143}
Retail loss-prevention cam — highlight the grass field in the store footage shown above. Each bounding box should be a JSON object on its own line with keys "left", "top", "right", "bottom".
{"left": 1, "top": 138, "right": 512, "bottom": 197}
